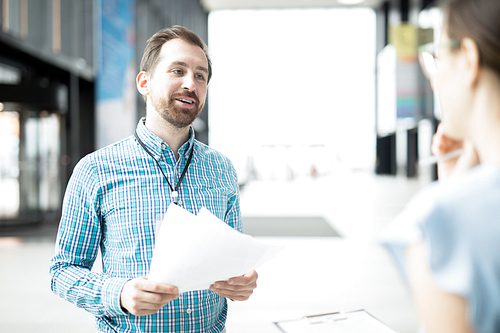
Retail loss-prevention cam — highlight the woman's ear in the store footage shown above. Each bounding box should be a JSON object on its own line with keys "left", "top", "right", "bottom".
{"left": 136, "top": 71, "right": 150, "bottom": 97}
{"left": 461, "top": 37, "right": 481, "bottom": 88}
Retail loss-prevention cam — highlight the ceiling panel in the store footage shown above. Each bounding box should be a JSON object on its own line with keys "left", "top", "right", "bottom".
{"left": 200, "top": 0, "right": 386, "bottom": 11}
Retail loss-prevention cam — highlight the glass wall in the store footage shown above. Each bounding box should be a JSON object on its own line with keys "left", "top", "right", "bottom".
{"left": 0, "top": 106, "right": 61, "bottom": 223}
{"left": 0, "top": 0, "right": 95, "bottom": 79}
{"left": 208, "top": 8, "right": 376, "bottom": 182}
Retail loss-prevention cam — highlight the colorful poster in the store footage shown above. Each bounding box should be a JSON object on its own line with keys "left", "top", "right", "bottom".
{"left": 389, "top": 23, "right": 417, "bottom": 61}
{"left": 96, "top": 0, "right": 136, "bottom": 148}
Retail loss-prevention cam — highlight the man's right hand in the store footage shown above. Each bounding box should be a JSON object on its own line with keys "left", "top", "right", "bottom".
{"left": 120, "top": 277, "right": 179, "bottom": 316}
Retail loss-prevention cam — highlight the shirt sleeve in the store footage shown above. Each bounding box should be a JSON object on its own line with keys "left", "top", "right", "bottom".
{"left": 224, "top": 162, "right": 243, "bottom": 234}
{"left": 49, "top": 156, "right": 129, "bottom": 317}
{"left": 381, "top": 185, "right": 429, "bottom": 284}
{"left": 381, "top": 182, "right": 482, "bottom": 329}
{"left": 382, "top": 167, "right": 500, "bottom": 333}
{"left": 382, "top": 182, "right": 473, "bottom": 294}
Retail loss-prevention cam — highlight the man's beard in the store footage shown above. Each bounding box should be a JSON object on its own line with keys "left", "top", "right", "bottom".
{"left": 151, "top": 91, "right": 203, "bottom": 129}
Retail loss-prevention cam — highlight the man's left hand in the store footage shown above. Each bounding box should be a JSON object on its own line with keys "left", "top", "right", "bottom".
{"left": 209, "top": 270, "right": 258, "bottom": 301}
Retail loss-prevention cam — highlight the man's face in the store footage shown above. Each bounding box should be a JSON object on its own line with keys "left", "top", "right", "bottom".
{"left": 147, "top": 38, "right": 209, "bottom": 129}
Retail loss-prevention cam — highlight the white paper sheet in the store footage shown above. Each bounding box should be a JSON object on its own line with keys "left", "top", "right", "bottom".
{"left": 148, "top": 203, "right": 283, "bottom": 293}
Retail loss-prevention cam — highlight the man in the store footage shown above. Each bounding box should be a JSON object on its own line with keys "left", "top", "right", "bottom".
{"left": 50, "top": 25, "right": 258, "bottom": 333}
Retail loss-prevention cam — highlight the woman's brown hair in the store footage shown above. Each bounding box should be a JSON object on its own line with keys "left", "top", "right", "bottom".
{"left": 444, "top": 0, "right": 500, "bottom": 77}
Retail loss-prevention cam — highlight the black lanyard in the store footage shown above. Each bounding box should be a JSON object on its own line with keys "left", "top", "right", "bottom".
{"left": 134, "top": 130, "right": 194, "bottom": 205}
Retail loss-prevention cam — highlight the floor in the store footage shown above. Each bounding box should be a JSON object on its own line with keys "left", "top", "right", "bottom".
{"left": 0, "top": 167, "right": 433, "bottom": 332}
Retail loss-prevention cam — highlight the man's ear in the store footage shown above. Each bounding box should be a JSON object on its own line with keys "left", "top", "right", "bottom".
{"left": 461, "top": 37, "right": 481, "bottom": 88}
{"left": 136, "top": 71, "right": 150, "bottom": 97}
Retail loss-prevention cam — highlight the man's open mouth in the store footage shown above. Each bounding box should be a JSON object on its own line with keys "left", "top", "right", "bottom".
{"left": 177, "top": 98, "right": 194, "bottom": 104}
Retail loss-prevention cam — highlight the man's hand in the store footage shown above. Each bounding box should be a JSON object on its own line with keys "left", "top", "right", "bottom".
{"left": 120, "top": 277, "right": 179, "bottom": 316}
{"left": 209, "top": 270, "right": 258, "bottom": 301}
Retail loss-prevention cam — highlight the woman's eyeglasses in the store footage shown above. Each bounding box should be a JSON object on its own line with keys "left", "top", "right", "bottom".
{"left": 418, "top": 39, "right": 460, "bottom": 80}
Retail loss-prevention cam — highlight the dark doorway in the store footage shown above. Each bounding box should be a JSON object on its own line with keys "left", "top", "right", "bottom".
{"left": 0, "top": 59, "right": 69, "bottom": 225}
{"left": 0, "top": 104, "right": 64, "bottom": 225}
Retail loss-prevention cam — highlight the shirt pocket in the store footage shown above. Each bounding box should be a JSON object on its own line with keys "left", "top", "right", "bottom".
{"left": 192, "top": 185, "right": 230, "bottom": 222}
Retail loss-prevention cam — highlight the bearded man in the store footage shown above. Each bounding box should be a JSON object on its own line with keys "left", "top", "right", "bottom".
{"left": 50, "top": 26, "right": 257, "bottom": 333}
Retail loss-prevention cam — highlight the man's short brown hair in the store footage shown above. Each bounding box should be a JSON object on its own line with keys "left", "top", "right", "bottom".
{"left": 140, "top": 25, "right": 212, "bottom": 82}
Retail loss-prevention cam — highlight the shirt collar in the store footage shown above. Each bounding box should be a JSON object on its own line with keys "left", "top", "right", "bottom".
{"left": 135, "top": 118, "right": 196, "bottom": 159}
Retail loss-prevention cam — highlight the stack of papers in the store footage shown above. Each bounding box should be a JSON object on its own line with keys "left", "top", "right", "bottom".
{"left": 148, "top": 203, "right": 283, "bottom": 293}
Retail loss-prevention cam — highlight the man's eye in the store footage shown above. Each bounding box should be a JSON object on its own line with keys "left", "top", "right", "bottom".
{"left": 195, "top": 74, "right": 206, "bottom": 81}
{"left": 173, "top": 69, "right": 183, "bottom": 75}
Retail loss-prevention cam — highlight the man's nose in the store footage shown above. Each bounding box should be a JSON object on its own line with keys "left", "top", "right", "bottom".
{"left": 181, "top": 74, "right": 196, "bottom": 91}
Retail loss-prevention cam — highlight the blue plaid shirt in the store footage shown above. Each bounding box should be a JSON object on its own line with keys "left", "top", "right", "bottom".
{"left": 50, "top": 119, "right": 242, "bottom": 332}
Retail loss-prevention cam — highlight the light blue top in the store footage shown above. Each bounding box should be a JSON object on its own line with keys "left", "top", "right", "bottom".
{"left": 382, "top": 164, "right": 500, "bottom": 333}
{"left": 50, "top": 119, "right": 242, "bottom": 333}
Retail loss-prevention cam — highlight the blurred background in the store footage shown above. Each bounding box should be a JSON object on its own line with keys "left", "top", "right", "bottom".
{"left": 0, "top": 0, "right": 444, "bottom": 332}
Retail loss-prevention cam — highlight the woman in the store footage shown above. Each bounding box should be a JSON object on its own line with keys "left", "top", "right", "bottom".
{"left": 383, "top": 0, "right": 500, "bottom": 332}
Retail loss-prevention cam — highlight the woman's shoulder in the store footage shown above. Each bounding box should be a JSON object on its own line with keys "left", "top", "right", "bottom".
{"left": 403, "top": 164, "right": 500, "bottom": 222}
{"left": 437, "top": 164, "right": 500, "bottom": 200}
{"left": 382, "top": 164, "right": 500, "bottom": 279}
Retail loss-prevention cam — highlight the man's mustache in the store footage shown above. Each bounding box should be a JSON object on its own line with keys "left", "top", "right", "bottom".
{"left": 171, "top": 91, "right": 199, "bottom": 105}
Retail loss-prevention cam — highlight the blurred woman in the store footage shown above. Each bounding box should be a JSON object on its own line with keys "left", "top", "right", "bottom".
{"left": 383, "top": 0, "right": 500, "bottom": 332}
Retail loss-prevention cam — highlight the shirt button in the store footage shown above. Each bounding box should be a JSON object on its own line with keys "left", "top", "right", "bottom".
{"left": 161, "top": 143, "right": 166, "bottom": 150}
{"left": 186, "top": 308, "right": 192, "bottom": 314}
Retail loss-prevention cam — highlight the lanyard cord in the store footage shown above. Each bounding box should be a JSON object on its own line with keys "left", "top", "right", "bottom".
{"left": 134, "top": 130, "right": 194, "bottom": 205}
